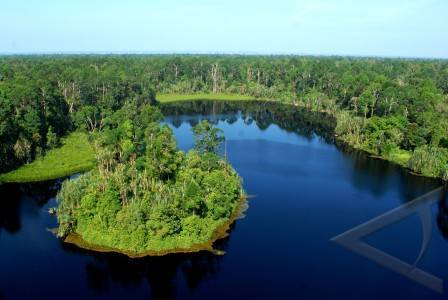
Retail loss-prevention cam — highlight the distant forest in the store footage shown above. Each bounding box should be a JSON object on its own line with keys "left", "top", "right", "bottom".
{"left": 0, "top": 55, "right": 447, "bottom": 179}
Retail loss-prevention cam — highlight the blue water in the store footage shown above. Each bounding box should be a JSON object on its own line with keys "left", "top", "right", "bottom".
{"left": 0, "top": 101, "right": 447, "bottom": 299}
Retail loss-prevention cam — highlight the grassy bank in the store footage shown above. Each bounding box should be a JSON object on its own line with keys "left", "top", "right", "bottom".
{"left": 0, "top": 95, "right": 440, "bottom": 184}
{"left": 157, "top": 93, "right": 258, "bottom": 103}
{"left": 0, "top": 132, "right": 95, "bottom": 184}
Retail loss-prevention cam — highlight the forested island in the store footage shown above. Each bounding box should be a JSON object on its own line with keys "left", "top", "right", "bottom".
{"left": 0, "top": 54, "right": 447, "bottom": 255}
{"left": 57, "top": 100, "right": 244, "bottom": 255}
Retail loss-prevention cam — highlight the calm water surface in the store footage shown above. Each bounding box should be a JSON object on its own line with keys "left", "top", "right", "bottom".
{"left": 0, "top": 101, "right": 447, "bottom": 299}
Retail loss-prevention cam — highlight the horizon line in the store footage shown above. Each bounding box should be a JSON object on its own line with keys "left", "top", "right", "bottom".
{"left": 0, "top": 51, "right": 447, "bottom": 60}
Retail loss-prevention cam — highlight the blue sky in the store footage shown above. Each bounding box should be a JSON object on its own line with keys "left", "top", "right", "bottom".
{"left": 1, "top": 0, "right": 447, "bottom": 57}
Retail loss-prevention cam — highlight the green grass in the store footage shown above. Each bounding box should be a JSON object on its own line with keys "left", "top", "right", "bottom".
{"left": 387, "top": 149, "right": 412, "bottom": 166}
{"left": 0, "top": 132, "right": 95, "bottom": 184}
{"left": 157, "top": 93, "right": 258, "bottom": 103}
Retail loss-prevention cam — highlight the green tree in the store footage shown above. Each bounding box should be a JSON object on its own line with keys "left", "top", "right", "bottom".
{"left": 46, "top": 125, "right": 59, "bottom": 149}
{"left": 192, "top": 120, "right": 225, "bottom": 154}
{"left": 407, "top": 145, "right": 448, "bottom": 177}
{"left": 145, "top": 125, "right": 182, "bottom": 180}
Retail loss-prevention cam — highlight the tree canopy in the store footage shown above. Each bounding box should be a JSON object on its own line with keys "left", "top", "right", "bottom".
{"left": 56, "top": 102, "right": 243, "bottom": 253}
{"left": 0, "top": 55, "right": 447, "bottom": 179}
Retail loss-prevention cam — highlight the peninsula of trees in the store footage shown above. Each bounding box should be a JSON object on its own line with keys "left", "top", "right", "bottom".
{"left": 57, "top": 101, "right": 244, "bottom": 255}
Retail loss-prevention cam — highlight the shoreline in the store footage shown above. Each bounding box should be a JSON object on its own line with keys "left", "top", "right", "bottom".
{"left": 2, "top": 95, "right": 445, "bottom": 185}
{"left": 62, "top": 195, "right": 249, "bottom": 258}
{"left": 159, "top": 96, "right": 446, "bottom": 182}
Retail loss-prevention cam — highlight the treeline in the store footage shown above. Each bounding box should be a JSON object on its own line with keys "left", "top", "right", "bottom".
{"left": 0, "top": 56, "right": 158, "bottom": 172}
{"left": 161, "top": 100, "right": 338, "bottom": 144}
{"left": 0, "top": 55, "right": 447, "bottom": 179}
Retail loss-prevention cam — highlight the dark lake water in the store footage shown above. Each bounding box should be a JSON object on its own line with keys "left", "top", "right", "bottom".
{"left": 1, "top": 100, "right": 447, "bottom": 299}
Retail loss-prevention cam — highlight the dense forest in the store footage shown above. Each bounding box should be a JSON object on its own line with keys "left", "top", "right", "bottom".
{"left": 57, "top": 101, "right": 243, "bottom": 253}
{"left": 0, "top": 55, "right": 447, "bottom": 179}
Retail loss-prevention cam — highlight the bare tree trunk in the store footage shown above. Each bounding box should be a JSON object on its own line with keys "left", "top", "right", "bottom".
{"left": 102, "top": 82, "right": 106, "bottom": 102}
{"left": 40, "top": 88, "right": 47, "bottom": 118}
{"left": 247, "top": 67, "right": 252, "bottom": 82}
{"left": 174, "top": 64, "right": 178, "bottom": 80}
{"left": 370, "top": 90, "right": 378, "bottom": 118}
{"left": 211, "top": 63, "right": 220, "bottom": 93}
{"left": 388, "top": 98, "right": 395, "bottom": 115}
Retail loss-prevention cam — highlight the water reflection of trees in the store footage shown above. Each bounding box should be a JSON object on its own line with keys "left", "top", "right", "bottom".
{"left": 61, "top": 223, "right": 235, "bottom": 300}
{"left": 0, "top": 184, "right": 21, "bottom": 234}
{"left": 1, "top": 176, "right": 233, "bottom": 299}
{"left": 436, "top": 186, "right": 448, "bottom": 239}
{"left": 0, "top": 181, "right": 59, "bottom": 236}
{"left": 346, "top": 150, "right": 441, "bottom": 202}
{"left": 161, "top": 100, "right": 337, "bottom": 144}
{"left": 161, "top": 100, "right": 444, "bottom": 202}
